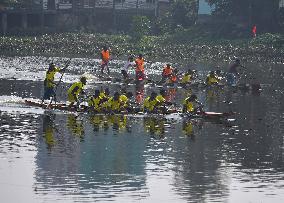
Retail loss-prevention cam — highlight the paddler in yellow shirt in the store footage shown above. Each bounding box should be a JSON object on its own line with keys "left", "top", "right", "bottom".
{"left": 88, "top": 89, "right": 102, "bottom": 113}
{"left": 42, "top": 63, "right": 65, "bottom": 103}
{"left": 67, "top": 76, "right": 87, "bottom": 108}
{"left": 181, "top": 69, "right": 194, "bottom": 85}
{"left": 143, "top": 92, "right": 158, "bottom": 113}
{"left": 100, "top": 87, "right": 110, "bottom": 102}
{"left": 119, "top": 92, "right": 134, "bottom": 112}
{"left": 182, "top": 94, "right": 203, "bottom": 114}
{"left": 155, "top": 89, "right": 170, "bottom": 113}
{"left": 106, "top": 92, "right": 122, "bottom": 114}
{"left": 206, "top": 71, "right": 219, "bottom": 86}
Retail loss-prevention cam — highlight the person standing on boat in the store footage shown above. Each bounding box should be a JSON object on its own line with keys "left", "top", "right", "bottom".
{"left": 121, "top": 55, "right": 135, "bottom": 80}
{"left": 100, "top": 46, "right": 111, "bottom": 75}
{"left": 135, "top": 54, "right": 146, "bottom": 82}
{"left": 227, "top": 59, "right": 243, "bottom": 86}
{"left": 182, "top": 94, "right": 203, "bottom": 114}
{"left": 67, "top": 77, "right": 87, "bottom": 108}
{"left": 161, "top": 64, "right": 173, "bottom": 82}
{"left": 169, "top": 68, "right": 179, "bottom": 85}
{"left": 41, "top": 63, "right": 65, "bottom": 104}
{"left": 252, "top": 25, "right": 257, "bottom": 38}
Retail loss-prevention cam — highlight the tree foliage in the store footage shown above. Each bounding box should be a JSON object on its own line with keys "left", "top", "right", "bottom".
{"left": 130, "top": 16, "right": 151, "bottom": 41}
{"left": 0, "top": 0, "right": 39, "bottom": 8}
{"left": 171, "top": 0, "right": 199, "bottom": 28}
{"left": 154, "top": 0, "right": 199, "bottom": 34}
{"left": 206, "top": 0, "right": 280, "bottom": 32}
{"left": 0, "top": 0, "right": 18, "bottom": 5}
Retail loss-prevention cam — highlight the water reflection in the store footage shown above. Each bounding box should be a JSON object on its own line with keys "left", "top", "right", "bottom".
{"left": 144, "top": 117, "right": 166, "bottom": 138}
{"left": 42, "top": 113, "right": 56, "bottom": 149}
{"left": 135, "top": 84, "right": 145, "bottom": 104}
{"left": 1, "top": 57, "right": 284, "bottom": 202}
{"left": 182, "top": 119, "right": 203, "bottom": 139}
{"left": 166, "top": 88, "right": 177, "bottom": 102}
{"left": 89, "top": 114, "right": 104, "bottom": 132}
{"left": 107, "top": 115, "right": 128, "bottom": 133}
{"left": 35, "top": 113, "right": 149, "bottom": 202}
{"left": 67, "top": 114, "right": 85, "bottom": 139}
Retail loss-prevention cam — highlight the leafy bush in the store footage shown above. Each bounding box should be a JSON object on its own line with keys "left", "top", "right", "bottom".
{"left": 130, "top": 16, "right": 151, "bottom": 41}
{"left": 171, "top": 0, "right": 198, "bottom": 28}
{"left": 250, "top": 33, "right": 284, "bottom": 47}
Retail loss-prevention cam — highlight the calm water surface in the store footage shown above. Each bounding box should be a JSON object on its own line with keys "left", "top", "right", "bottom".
{"left": 0, "top": 56, "right": 283, "bottom": 202}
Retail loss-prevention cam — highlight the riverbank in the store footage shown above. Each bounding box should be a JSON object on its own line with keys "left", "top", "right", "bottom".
{"left": 0, "top": 32, "right": 283, "bottom": 64}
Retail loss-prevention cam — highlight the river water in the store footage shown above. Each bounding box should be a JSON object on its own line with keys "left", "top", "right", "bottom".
{"left": 0, "top": 56, "right": 283, "bottom": 203}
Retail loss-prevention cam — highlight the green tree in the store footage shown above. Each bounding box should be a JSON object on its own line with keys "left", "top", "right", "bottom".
{"left": 171, "top": 0, "right": 199, "bottom": 28}
{"left": 130, "top": 15, "right": 151, "bottom": 41}
{"left": 0, "top": 0, "right": 37, "bottom": 8}
{"left": 0, "top": 0, "right": 18, "bottom": 5}
{"left": 206, "top": 0, "right": 280, "bottom": 32}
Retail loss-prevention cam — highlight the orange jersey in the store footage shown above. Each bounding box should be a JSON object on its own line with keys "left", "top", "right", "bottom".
{"left": 101, "top": 50, "right": 110, "bottom": 64}
{"left": 135, "top": 58, "right": 145, "bottom": 72}
{"left": 162, "top": 67, "right": 173, "bottom": 77}
{"left": 170, "top": 75, "right": 177, "bottom": 83}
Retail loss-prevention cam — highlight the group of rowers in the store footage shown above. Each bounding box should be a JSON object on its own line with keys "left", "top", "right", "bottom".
{"left": 42, "top": 65, "right": 203, "bottom": 114}
{"left": 41, "top": 46, "right": 244, "bottom": 114}
{"left": 98, "top": 46, "right": 243, "bottom": 86}
{"left": 159, "top": 59, "right": 243, "bottom": 87}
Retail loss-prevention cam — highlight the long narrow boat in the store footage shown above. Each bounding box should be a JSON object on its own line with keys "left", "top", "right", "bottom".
{"left": 25, "top": 99, "right": 86, "bottom": 112}
{"left": 24, "top": 99, "right": 234, "bottom": 120}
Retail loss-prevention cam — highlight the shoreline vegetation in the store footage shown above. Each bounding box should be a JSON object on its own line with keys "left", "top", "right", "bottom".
{"left": 0, "top": 31, "right": 283, "bottom": 64}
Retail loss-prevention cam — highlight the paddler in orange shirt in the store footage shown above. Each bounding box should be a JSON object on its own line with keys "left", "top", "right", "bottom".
{"left": 100, "top": 46, "right": 110, "bottom": 75}
{"left": 162, "top": 64, "right": 173, "bottom": 81}
{"left": 135, "top": 54, "right": 146, "bottom": 81}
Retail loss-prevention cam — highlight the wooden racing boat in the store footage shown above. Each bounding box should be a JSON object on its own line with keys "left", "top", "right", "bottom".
{"left": 24, "top": 99, "right": 234, "bottom": 120}
{"left": 182, "top": 111, "right": 234, "bottom": 120}
{"left": 24, "top": 99, "right": 87, "bottom": 112}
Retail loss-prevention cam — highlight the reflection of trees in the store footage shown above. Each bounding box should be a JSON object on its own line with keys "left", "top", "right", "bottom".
{"left": 35, "top": 113, "right": 82, "bottom": 194}
{"left": 171, "top": 124, "right": 229, "bottom": 202}
{"left": 36, "top": 114, "right": 148, "bottom": 198}
{"left": 76, "top": 115, "right": 148, "bottom": 197}
{"left": 223, "top": 90, "right": 284, "bottom": 171}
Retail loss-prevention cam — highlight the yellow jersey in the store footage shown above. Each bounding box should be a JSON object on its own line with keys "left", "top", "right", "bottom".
{"left": 143, "top": 96, "right": 158, "bottom": 112}
{"left": 206, "top": 75, "right": 219, "bottom": 85}
{"left": 181, "top": 74, "right": 192, "bottom": 84}
{"left": 156, "top": 95, "right": 166, "bottom": 106}
{"left": 45, "top": 67, "right": 60, "bottom": 88}
{"left": 67, "top": 81, "right": 84, "bottom": 102}
{"left": 88, "top": 96, "right": 101, "bottom": 111}
{"left": 183, "top": 98, "right": 195, "bottom": 112}
{"left": 107, "top": 97, "right": 121, "bottom": 111}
